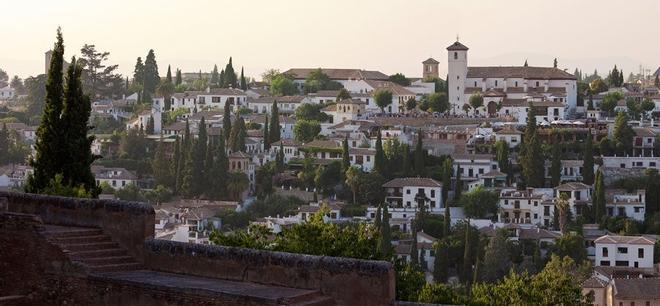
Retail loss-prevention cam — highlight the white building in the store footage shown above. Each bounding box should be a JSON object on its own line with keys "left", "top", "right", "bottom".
{"left": 92, "top": 166, "right": 138, "bottom": 189}
{"left": 370, "top": 177, "right": 443, "bottom": 232}
{"left": 197, "top": 88, "right": 248, "bottom": 112}
{"left": 283, "top": 68, "right": 389, "bottom": 93}
{"left": 594, "top": 235, "right": 655, "bottom": 268}
{"left": 324, "top": 98, "right": 367, "bottom": 124}
{"left": 498, "top": 188, "right": 554, "bottom": 226}
{"left": 453, "top": 154, "right": 499, "bottom": 185}
{"left": 493, "top": 126, "right": 522, "bottom": 148}
{"left": 605, "top": 189, "right": 646, "bottom": 221}
{"left": 555, "top": 182, "right": 592, "bottom": 218}
{"left": 601, "top": 156, "right": 660, "bottom": 170}
{"left": 0, "top": 86, "right": 15, "bottom": 101}
{"left": 446, "top": 40, "right": 577, "bottom": 117}
{"left": 343, "top": 80, "right": 415, "bottom": 114}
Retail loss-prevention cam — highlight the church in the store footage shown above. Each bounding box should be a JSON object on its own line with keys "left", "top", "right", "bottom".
{"left": 445, "top": 40, "right": 578, "bottom": 119}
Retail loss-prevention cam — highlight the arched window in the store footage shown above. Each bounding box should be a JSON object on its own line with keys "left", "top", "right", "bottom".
{"left": 454, "top": 52, "right": 458, "bottom": 60}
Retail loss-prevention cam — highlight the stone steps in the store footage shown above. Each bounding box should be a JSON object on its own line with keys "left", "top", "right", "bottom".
{"left": 41, "top": 225, "right": 142, "bottom": 274}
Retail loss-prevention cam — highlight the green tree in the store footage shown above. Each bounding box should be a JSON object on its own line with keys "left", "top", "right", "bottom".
{"left": 589, "top": 78, "right": 608, "bottom": 94}
{"left": 481, "top": 229, "right": 512, "bottom": 282}
{"left": 171, "top": 137, "right": 181, "bottom": 193}
{"left": 269, "top": 101, "right": 281, "bottom": 142}
{"left": 556, "top": 193, "right": 570, "bottom": 234}
{"left": 461, "top": 221, "right": 474, "bottom": 284}
{"left": 552, "top": 233, "right": 588, "bottom": 264}
{"left": 152, "top": 137, "right": 173, "bottom": 187}
{"left": 26, "top": 28, "right": 67, "bottom": 194}
{"left": 341, "top": 136, "right": 350, "bottom": 175}
{"left": 270, "top": 74, "right": 298, "bottom": 96}
{"left": 593, "top": 170, "right": 606, "bottom": 222}
{"left": 211, "top": 64, "right": 219, "bottom": 85}
{"left": 459, "top": 186, "right": 499, "bottom": 218}
{"left": 0, "top": 124, "right": 8, "bottom": 163}
{"left": 469, "top": 93, "right": 484, "bottom": 110}
{"left": 428, "top": 92, "right": 449, "bottom": 113}
{"left": 432, "top": 240, "right": 449, "bottom": 283}
{"left": 229, "top": 115, "right": 247, "bottom": 152}
{"left": 142, "top": 49, "right": 160, "bottom": 100}
{"left": 293, "top": 119, "right": 320, "bottom": 142}
{"left": 133, "top": 57, "right": 144, "bottom": 87}
{"left": 240, "top": 67, "right": 247, "bottom": 90}
{"left": 294, "top": 103, "right": 328, "bottom": 122}
{"left": 262, "top": 115, "right": 270, "bottom": 150}
{"left": 414, "top": 130, "right": 424, "bottom": 175}
{"left": 226, "top": 172, "right": 249, "bottom": 201}
{"left": 223, "top": 100, "right": 232, "bottom": 140}
{"left": 345, "top": 166, "right": 361, "bottom": 204}
{"left": 165, "top": 65, "right": 172, "bottom": 84}
{"left": 613, "top": 112, "right": 634, "bottom": 155}
{"left": 378, "top": 204, "right": 392, "bottom": 256}
{"left": 550, "top": 141, "right": 562, "bottom": 187}
{"left": 78, "top": 44, "right": 122, "bottom": 99}
{"left": 374, "top": 204, "right": 382, "bottom": 231}
{"left": 374, "top": 130, "right": 386, "bottom": 175}
{"left": 224, "top": 57, "right": 237, "bottom": 88}
{"left": 209, "top": 135, "right": 229, "bottom": 199}
{"left": 336, "top": 88, "right": 351, "bottom": 101}
{"left": 303, "top": 68, "right": 342, "bottom": 93}
{"left": 175, "top": 68, "right": 182, "bottom": 86}
{"left": 641, "top": 97, "right": 655, "bottom": 118}
{"left": 455, "top": 165, "right": 463, "bottom": 200}
{"left": 600, "top": 91, "right": 622, "bottom": 116}
{"left": 583, "top": 131, "right": 594, "bottom": 185}
{"left": 191, "top": 117, "right": 208, "bottom": 195}
{"left": 410, "top": 227, "right": 419, "bottom": 267}
{"left": 275, "top": 142, "right": 285, "bottom": 172}
{"left": 462, "top": 103, "right": 471, "bottom": 116}
{"left": 441, "top": 160, "right": 452, "bottom": 237}
{"left": 494, "top": 140, "right": 510, "bottom": 182}
{"left": 521, "top": 102, "right": 544, "bottom": 187}
{"left": 388, "top": 73, "right": 410, "bottom": 86}
{"left": 374, "top": 89, "right": 393, "bottom": 113}
{"left": 405, "top": 97, "right": 417, "bottom": 111}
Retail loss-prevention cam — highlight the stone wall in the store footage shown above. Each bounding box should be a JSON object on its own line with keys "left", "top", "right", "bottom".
{"left": 0, "top": 191, "right": 154, "bottom": 261}
{"left": 144, "top": 239, "right": 396, "bottom": 306}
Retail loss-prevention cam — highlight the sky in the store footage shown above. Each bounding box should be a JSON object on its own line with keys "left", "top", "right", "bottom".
{"left": 2, "top": 0, "right": 659, "bottom": 81}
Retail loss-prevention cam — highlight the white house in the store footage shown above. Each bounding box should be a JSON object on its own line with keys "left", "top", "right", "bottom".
{"left": 196, "top": 88, "right": 248, "bottom": 112}
{"left": 493, "top": 126, "right": 523, "bottom": 148}
{"left": 283, "top": 68, "right": 389, "bottom": 92}
{"left": 396, "top": 231, "right": 438, "bottom": 272}
{"left": 348, "top": 148, "right": 375, "bottom": 172}
{"left": 605, "top": 189, "right": 646, "bottom": 221}
{"left": 343, "top": 80, "right": 415, "bottom": 114}
{"left": 92, "top": 166, "right": 138, "bottom": 189}
{"left": 594, "top": 235, "right": 655, "bottom": 268}
{"left": 498, "top": 188, "right": 554, "bottom": 226}
{"left": 369, "top": 177, "right": 443, "bottom": 232}
{"left": 247, "top": 96, "right": 310, "bottom": 114}
{"left": 453, "top": 154, "right": 499, "bottom": 184}
{"left": 555, "top": 182, "right": 592, "bottom": 218}
{"left": 446, "top": 40, "right": 577, "bottom": 117}
{"left": 324, "top": 98, "right": 367, "bottom": 124}
{"left": 601, "top": 156, "right": 660, "bottom": 170}
{"left": 0, "top": 85, "right": 15, "bottom": 101}
{"left": 269, "top": 139, "right": 302, "bottom": 163}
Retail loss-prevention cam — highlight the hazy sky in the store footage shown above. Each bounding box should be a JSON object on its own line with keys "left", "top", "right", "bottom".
{"left": 2, "top": 0, "right": 659, "bottom": 81}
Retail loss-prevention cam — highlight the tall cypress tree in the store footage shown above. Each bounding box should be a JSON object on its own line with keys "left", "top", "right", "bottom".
{"left": 410, "top": 225, "right": 418, "bottom": 266}
{"left": 180, "top": 141, "right": 195, "bottom": 198}
{"left": 374, "top": 204, "right": 382, "bottom": 231}
{"left": 276, "top": 142, "right": 285, "bottom": 172}
{"left": 0, "top": 123, "right": 8, "bottom": 164}
{"left": 26, "top": 28, "right": 67, "bottom": 194}
{"left": 593, "top": 170, "right": 606, "bottom": 222}
{"left": 224, "top": 57, "right": 237, "bottom": 88}
{"left": 378, "top": 205, "right": 392, "bottom": 257}
{"left": 462, "top": 222, "right": 473, "bottom": 285}
{"left": 240, "top": 67, "right": 247, "bottom": 90}
{"left": 175, "top": 68, "right": 182, "bottom": 86}
{"left": 550, "top": 142, "right": 562, "bottom": 187}
{"left": 166, "top": 65, "right": 172, "bottom": 84}
{"left": 401, "top": 144, "right": 411, "bottom": 176}
{"left": 269, "top": 101, "right": 280, "bottom": 143}
{"left": 442, "top": 159, "right": 452, "bottom": 237}
{"left": 209, "top": 134, "right": 229, "bottom": 199}
{"left": 142, "top": 49, "right": 160, "bottom": 99}
{"left": 191, "top": 117, "right": 208, "bottom": 195}
{"left": 229, "top": 115, "right": 246, "bottom": 152}
{"left": 583, "top": 131, "right": 595, "bottom": 185}
{"left": 521, "top": 102, "right": 544, "bottom": 187}
{"left": 342, "top": 136, "right": 350, "bottom": 175}
{"left": 60, "top": 56, "right": 98, "bottom": 196}
{"left": 433, "top": 240, "right": 449, "bottom": 282}
{"left": 223, "top": 101, "right": 232, "bottom": 140}
{"left": 374, "top": 130, "right": 385, "bottom": 175}
{"left": 171, "top": 137, "right": 181, "bottom": 193}
{"left": 263, "top": 115, "right": 270, "bottom": 150}
{"left": 211, "top": 65, "right": 219, "bottom": 85}
{"left": 414, "top": 130, "right": 424, "bottom": 175}
{"left": 455, "top": 165, "right": 463, "bottom": 200}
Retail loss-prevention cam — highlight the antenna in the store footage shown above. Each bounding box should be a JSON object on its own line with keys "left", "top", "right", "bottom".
{"left": 456, "top": 34, "right": 460, "bottom": 42}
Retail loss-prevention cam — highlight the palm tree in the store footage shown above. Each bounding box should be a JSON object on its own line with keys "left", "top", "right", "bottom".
{"left": 226, "top": 172, "right": 249, "bottom": 201}
{"left": 156, "top": 81, "right": 175, "bottom": 111}
{"left": 345, "top": 166, "right": 361, "bottom": 204}
{"left": 555, "top": 193, "right": 570, "bottom": 234}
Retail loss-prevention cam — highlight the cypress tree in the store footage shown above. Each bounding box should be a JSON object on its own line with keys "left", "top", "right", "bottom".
{"left": 133, "top": 57, "right": 144, "bottom": 87}
{"left": 191, "top": 117, "right": 208, "bottom": 195}
{"left": 166, "top": 65, "right": 172, "bottom": 84}
{"left": 171, "top": 137, "right": 181, "bottom": 193}
{"left": 433, "top": 240, "right": 449, "bottom": 282}
{"left": 521, "top": 103, "right": 544, "bottom": 187}
{"left": 146, "top": 115, "right": 155, "bottom": 135}
{"left": 550, "top": 141, "right": 561, "bottom": 187}
{"left": 180, "top": 141, "right": 194, "bottom": 198}
{"left": 153, "top": 136, "right": 172, "bottom": 187}
{"left": 219, "top": 69, "right": 225, "bottom": 88}
{"left": 0, "top": 123, "right": 8, "bottom": 164}
{"left": 414, "top": 130, "right": 424, "bottom": 175}
{"left": 341, "top": 136, "right": 350, "bottom": 174}
{"left": 374, "top": 204, "right": 382, "bottom": 231}
{"left": 441, "top": 159, "right": 452, "bottom": 237}
{"left": 276, "top": 142, "right": 285, "bottom": 172}
{"left": 269, "top": 101, "right": 280, "bottom": 143}
{"left": 224, "top": 57, "right": 237, "bottom": 88}
{"left": 401, "top": 144, "right": 411, "bottom": 176}
{"left": 143, "top": 49, "right": 160, "bottom": 97}
{"left": 378, "top": 205, "right": 392, "bottom": 257}
{"left": 583, "top": 131, "right": 595, "bottom": 185}
{"left": 462, "top": 222, "right": 473, "bottom": 285}
{"left": 374, "top": 130, "right": 385, "bottom": 175}
{"left": 209, "top": 133, "right": 228, "bottom": 199}
{"left": 229, "top": 115, "right": 246, "bottom": 152}
{"left": 211, "top": 65, "right": 219, "bottom": 85}
{"left": 263, "top": 115, "right": 270, "bottom": 150}
{"left": 240, "top": 67, "right": 247, "bottom": 90}
{"left": 593, "top": 170, "right": 606, "bottom": 222}
{"left": 204, "top": 136, "right": 214, "bottom": 195}
{"left": 223, "top": 101, "right": 232, "bottom": 140}
{"left": 455, "top": 166, "right": 463, "bottom": 200}
{"left": 26, "top": 28, "right": 67, "bottom": 194}
{"left": 175, "top": 68, "right": 182, "bottom": 86}
{"left": 60, "top": 56, "right": 98, "bottom": 196}
{"left": 410, "top": 225, "right": 418, "bottom": 266}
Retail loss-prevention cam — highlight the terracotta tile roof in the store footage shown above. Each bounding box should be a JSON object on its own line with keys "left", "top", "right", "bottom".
{"left": 271, "top": 139, "right": 301, "bottom": 147}
{"left": 365, "top": 80, "right": 415, "bottom": 96}
{"left": 228, "top": 151, "right": 251, "bottom": 159}
{"left": 452, "top": 153, "right": 495, "bottom": 161}
{"left": 383, "top": 177, "right": 442, "bottom": 188}
{"left": 594, "top": 235, "right": 655, "bottom": 245}
{"left": 467, "top": 66, "right": 576, "bottom": 80}
{"left": 337, "top": 98, "right": 367, "bottom": 105}
{"left": 349, "top": 148, "right": 375, "bottom": 155}
{"left": 612, "top": 278, "right": 660, "bottom": 300}
{"left": 202, "top": 88, "right": 246, "bottom": 96}
{"left": 422, "top": 58, "right": 439, "bottom": 64}
{"left": 582, "top": 276, "right": 608, "bottom": 289}
{"left": 555, "top": 182, "right": 590, "bottom": 191}
{"left": 446, "top": 41, "right": 469, "bottom": 51}
{"left": 302, "top": 139, "right": 341, "bottom": 149}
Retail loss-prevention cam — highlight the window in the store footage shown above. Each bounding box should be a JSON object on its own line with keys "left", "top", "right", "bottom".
{"left": 617, "top": 247, "right": 628, "bottom": 254}
{"left": 495, "top": 80, "right": 498, "bottom": 87}
{"left": 406, "top": 189, "right": 411, "bottom": 194}
{"left": 454, "top": 52, "right": 458, "bottom": 60}
{"left": 638, "top": 248, "right": 644, "bottom": 258}
{"left": 602, "top": 247, "right": 608, "bottom": 257}
{"left": 535, "top": 81, "right": 540, "bottom": 87}
{"left": 600, "top": 260, "right": 610, "bottom": 266}
{"left": 430, "top": 190, "right": 435, "bottom": 197}
{"left": 515, "top": 81, "right": 518, "bottom": 87}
